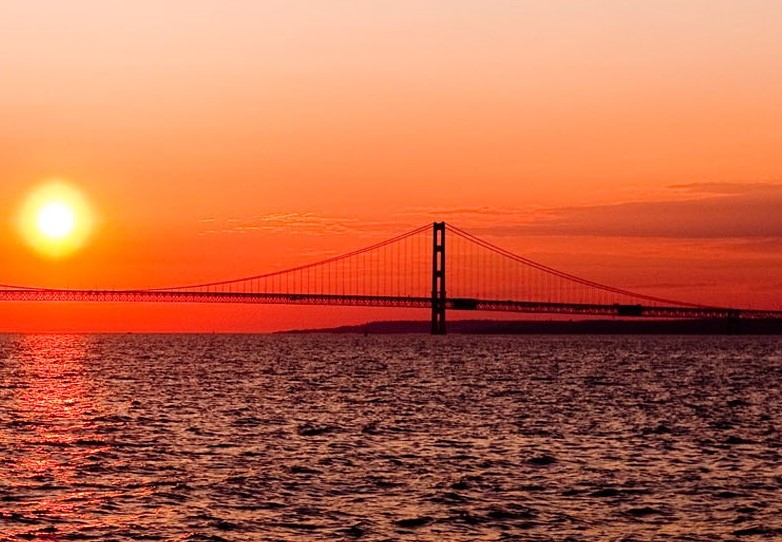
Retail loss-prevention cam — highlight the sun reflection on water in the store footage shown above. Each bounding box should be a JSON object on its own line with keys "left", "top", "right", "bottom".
{"left": 15, "top": 334, "right": 94, "bottom": 444}
{"left": 2, "top": 335, "right": 108, "bottom": 533}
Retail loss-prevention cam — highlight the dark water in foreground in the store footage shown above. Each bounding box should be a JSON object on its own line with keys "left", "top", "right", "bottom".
{"left": 1, "top": 335, "right": 781, "bottom": 541}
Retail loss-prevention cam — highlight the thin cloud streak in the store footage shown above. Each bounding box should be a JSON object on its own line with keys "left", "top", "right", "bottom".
{"left": 416, "top": 183, "right": 782, "bottom": 240}
{"left": 199, "top": 212, "right": 419, "bottom": 238}
{"left": 199, "top": 183, "right": 782, "bottom": 243}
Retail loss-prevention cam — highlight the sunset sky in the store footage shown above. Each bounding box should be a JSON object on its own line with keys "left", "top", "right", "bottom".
{"left": 2, "top": 1, "right": 781, "bottom": 331}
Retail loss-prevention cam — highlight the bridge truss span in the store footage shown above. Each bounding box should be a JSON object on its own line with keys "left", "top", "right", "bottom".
{"left": 2, "top": 222, "right": 781, "bottom": 332}
{"left": 0, "top": 288, "right": 779, "bottom": 321}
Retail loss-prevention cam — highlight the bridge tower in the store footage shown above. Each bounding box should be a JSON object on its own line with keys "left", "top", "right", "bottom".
{"left": 431, "top": 221, "right": 446, "bottom": 335}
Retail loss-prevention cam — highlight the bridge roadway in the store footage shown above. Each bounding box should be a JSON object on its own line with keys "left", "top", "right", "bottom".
{"left": 2, "top": 288, "right": 781, "bottom": 320}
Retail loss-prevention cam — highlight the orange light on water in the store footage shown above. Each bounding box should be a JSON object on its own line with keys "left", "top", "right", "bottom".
{"left": 6, "top": 335, "right": 108, "bottom": 532}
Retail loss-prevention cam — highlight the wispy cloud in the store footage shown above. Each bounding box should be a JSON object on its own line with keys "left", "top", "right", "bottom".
{"left": 199, "top": 212, "right": 358, "bottom": 236}
{"left": 200, "top": 182, "right": 782, "bottom": 243}
{"left": 667, "top": 181, "right": 782, "bottom": 196}
{"left": 413, "top": 182, "right": 782, "bottom": 240}
{"left": 399, "top": 205, "right": 548, "bottom": 227}
{"left": 199, "top": 211, "right": 418, "bottom": 238}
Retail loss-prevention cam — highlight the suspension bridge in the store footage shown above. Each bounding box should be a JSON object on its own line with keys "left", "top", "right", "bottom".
{"left": 2, "top": 222, "right": 780, "bottom": 333}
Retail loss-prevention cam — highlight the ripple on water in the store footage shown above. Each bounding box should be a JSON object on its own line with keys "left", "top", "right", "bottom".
{"left": 0, "top": 334, "right": 781, "bottom": 540}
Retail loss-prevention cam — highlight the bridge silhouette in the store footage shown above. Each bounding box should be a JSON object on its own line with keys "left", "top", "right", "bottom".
{"left": 2, "top": 222, "right": 781, "bottom": 333}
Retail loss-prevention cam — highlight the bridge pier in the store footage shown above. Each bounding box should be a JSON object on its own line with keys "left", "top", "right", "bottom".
{"left": 431, "top": 221, "right": 446, "bottom": 335}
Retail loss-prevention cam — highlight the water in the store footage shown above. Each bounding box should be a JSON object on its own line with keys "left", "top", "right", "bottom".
{"left": 1, "top": 334, "right": 781, "bottom": 540}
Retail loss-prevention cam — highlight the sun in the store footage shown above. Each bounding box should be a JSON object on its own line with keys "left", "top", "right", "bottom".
{"left": 37, "top": 201, "right": 76, "bottom": 239}
{"left": 19, "top": 181, "right": 94, "bottom": 258}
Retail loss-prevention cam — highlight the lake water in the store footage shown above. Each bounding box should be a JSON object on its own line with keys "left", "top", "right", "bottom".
{"left": 0, "top": 334, "right": 780, "bottom": 540}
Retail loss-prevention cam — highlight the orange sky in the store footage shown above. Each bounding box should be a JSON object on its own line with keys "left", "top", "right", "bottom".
{"left": 2, "top": 1, "right": 782, "bottom": 331}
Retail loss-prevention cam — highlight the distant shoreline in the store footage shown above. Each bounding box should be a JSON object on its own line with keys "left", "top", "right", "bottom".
{"left": 280, "top": 319, "right": 782, "bottom": 335}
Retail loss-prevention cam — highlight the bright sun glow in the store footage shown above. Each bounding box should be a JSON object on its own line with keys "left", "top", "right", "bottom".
{"left": 37, "top": 202, "right": 76, "bottom": 239}
{"left": 19, "top": 181, "right": 94, "bottom": 258}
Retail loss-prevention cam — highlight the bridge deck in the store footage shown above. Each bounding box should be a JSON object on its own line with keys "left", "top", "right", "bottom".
{"left": 1, "top": 289, "right": 780, "bottom": 320}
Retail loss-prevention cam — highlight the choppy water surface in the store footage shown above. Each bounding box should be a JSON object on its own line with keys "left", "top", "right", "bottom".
{"left": 1, "top": 334, "right": 781, "bottom": 540}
